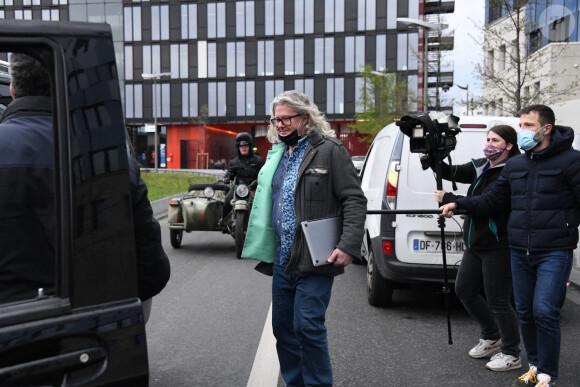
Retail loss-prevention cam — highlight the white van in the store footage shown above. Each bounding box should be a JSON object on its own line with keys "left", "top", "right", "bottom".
{"left": 360, "top": 115, "right": 521, "bottom": 306}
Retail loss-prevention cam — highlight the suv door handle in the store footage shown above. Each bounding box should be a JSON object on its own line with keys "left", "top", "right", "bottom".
{"left": 0, "top": 347, "right": 106, "bottom": 384}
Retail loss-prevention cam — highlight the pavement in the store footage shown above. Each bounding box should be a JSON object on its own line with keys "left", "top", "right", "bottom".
{"left": 147, "top": 167, "right": 580, "bottom": 289}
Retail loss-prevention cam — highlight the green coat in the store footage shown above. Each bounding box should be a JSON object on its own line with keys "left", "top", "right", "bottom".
{"left": 242, "top": 132, "right": 367, "bottom": 277}
{"left": 241, "top": 141, "right": 285, "bottom": 263}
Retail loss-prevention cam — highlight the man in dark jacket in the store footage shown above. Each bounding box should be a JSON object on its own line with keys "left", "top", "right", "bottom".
{"left": 221, "top": 132, "right": 264, "bottom": 221}
{"left": 0, "top": 53, "right": 169, "bottom": 307}
{"left": 440, "top": 105, "right": 580, "bottom": 387}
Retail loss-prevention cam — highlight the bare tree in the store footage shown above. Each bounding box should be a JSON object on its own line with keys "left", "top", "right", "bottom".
{"left": 477, "top": 0, "right": 579, "bottom": 115}
{"left": 349, "top": 65, "right": 409, "bottom": 142}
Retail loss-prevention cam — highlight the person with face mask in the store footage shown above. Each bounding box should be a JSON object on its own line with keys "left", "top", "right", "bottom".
{"left": 242, "top": 90, "right": 366, "bottom": 387}
{"left": 440, "top": 105, "right": 580, "bottom": 387}
{"left": 431, "top": 125, "right": 522, "bottom": 373}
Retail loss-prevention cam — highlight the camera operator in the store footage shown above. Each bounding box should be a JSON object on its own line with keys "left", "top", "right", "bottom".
{"left": 430, "top": 125, "right": 521, "bottom": 372}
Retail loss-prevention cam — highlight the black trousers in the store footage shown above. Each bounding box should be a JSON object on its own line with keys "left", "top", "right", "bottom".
{"left": 455, "top": 247, "right": 521, "bottom": 357}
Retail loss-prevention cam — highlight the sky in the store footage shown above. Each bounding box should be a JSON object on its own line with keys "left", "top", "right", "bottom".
{"left": 444, "top": 0, "right": 486, "bottom": 114}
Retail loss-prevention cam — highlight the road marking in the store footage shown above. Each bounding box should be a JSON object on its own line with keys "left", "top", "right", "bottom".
{"left": 247, "top": 303, "right": 280, "bottom": 387}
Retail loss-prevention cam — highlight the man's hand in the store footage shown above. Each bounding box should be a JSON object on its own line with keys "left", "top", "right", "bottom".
{"left": 435, "top": 190, "right": 446, "bottom": 204}
{"left": 327, "top": 248, "right": 353, "bottom": 267}
{"left": 439, "top": 202, "right": 457, "bottom": 218}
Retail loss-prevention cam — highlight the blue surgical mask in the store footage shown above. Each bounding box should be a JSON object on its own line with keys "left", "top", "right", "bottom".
{"left": 518, "top": 125, "right": 546, "bottom": 151}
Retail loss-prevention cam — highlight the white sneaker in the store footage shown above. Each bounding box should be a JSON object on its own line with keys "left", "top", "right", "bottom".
{"left": 469, "top": 338, "right": 502, "bottom": 358}
{"left": 485, "top": 352, "right": 522, "bottom": 371}
{"left": 535, "top": 373, "right": 554, "bottom": 387}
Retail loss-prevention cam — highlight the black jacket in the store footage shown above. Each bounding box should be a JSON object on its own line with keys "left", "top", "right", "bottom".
{"left": 457, "top": 125, "right": 580, "bottom": 252}
{"left": 0, "top": 96, "right": 170, "bottom": 303}
{"left": 225, "top": 153, "right": 265, "bottom": 184}
{"left": 0, "top": 96, "right": 55, "bottom": 303}
{"left": 440, "top": 157, "right": 512, "bottom": 250}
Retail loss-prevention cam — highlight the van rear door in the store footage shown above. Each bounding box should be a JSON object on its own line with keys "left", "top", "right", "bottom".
{"left": 394, "top": 128, "right": 489, "bottom": 266}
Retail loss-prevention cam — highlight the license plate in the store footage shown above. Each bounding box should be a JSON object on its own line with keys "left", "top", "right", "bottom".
{"left": 413, "top": 239, "right": 466, "bottom": 252}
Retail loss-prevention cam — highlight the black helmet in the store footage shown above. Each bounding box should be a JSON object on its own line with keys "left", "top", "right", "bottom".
{"left": 235, "top": 132, "right": 253, "bottom": 148}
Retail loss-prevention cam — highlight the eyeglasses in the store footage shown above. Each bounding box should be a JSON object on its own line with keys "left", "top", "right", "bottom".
{"left": 270, "top": 114, "right": 301, "bottom": 127}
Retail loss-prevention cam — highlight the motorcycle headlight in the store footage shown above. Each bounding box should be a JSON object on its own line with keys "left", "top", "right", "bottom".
{"left": 235, "top": 184, "right": 249, "bottom": 198}
{"left": 204, "top": 186, "right": 215, "bottom": 198}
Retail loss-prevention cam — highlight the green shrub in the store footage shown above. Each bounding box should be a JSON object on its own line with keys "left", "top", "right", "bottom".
{"left": 141, "top": 172, "right": 216, "bottom": 202}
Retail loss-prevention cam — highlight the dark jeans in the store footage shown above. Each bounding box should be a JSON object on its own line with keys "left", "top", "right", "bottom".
{"left": 272, "top": 248, "right": 334, "bottom": 387}
{"left": 511, "top": 249, "right": 572, "bottom": 380}
{"left": 455, "top": 248, "right": 520, "bottom": 357}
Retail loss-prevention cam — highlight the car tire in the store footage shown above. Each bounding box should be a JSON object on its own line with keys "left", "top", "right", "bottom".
{"left": 170, "top": 229, "right": 183, "bottom": 248}
{"left": 366, "top": 245, "right": 394, "bottom": 307}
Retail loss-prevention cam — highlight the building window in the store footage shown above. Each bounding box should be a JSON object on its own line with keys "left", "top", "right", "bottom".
{"left": 125, "top": 46, "right": 133, "bottom": 80}
{"left": 181, "top": 3, "right": 197, "bottom": 40}
{"left": 42, "top": 8, "right": 60, "bottom": 21}
{"left": 258, "top": 40, "right": 274, "bottom": 76}
{"left": 198, "top": 41, "right": 207, "bottom": 78}
{"left": 208, "top": 42, "right": 217, "bottom": 78}
{"left": 171, "top": 44, "right": 188, "bottom": 79}
{"left": 357, "top": 0, "right": 376, "bottom": 31}
{"left": 124, "top": 7, "right": 142, "bottom": 42}
{"left": 486, "top": 49, "right": 494, "bottom": 75}
{"left": 325, "top": 0, "right": 344, "bottom": 33}
{"left": 345, "top": 36, "right": 365, "bottom": 73}
{"left": 355, "top": 77, "right": 364, "bottom": 113}
{"left": 294, "top": 79, "right": 314, "bottom": 102}
{"left": 143, "top": 45, "right": 161, "bottom": 76}
{"left": 315, "top": 37, "right": 334, "bottom": 74}
{"left": 295, "top": 0, "right": 314, "bottom": 34}
{"left": 236, "top": 1, "right": 255, "bottom": 37}
{"left": 125, "top": 84, "right": 143, "bottom": 119}
{"left": 228, "top": 42, "right": 246, "bottom": 77}
{"left": 151, "top": 5, "right": 169, "bottom": 41}
{"left": 327, "top": 78, "right": 344, "bottom": 114}
{"left": 397, "top": 34, "right": 407, "bottom": 71}
{"left": 208, "top": 3, "right": 226, "bottom": 39}
{"left": 265, "top": 80, "right": 284, "bottom": 114}
{"left": 265, "top": 0, "right": 284, "bottom": 36}
{"left": 376, "top": 34, "right": 386, "bottom": 71}
{"left": 208, "top": 82, "right": 227, "bottom": 117}
{"left": 237, "top": 81, "right": 255, "bottom": 116}
{"left": 182, "top": 83, "right": 198, "bottom": 118}
{"left": 498, "top": 45, "right": 506, "bottom": 72}
{"left": 285, "top": 39, "right": 304, "bottom": 75}
{"left": 408, "top": 33, "right": 418, "bottom": 71}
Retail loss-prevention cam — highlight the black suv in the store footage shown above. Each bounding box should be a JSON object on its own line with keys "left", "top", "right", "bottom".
{"left": 0, "top": 20, "right": 148, "bottom": 385}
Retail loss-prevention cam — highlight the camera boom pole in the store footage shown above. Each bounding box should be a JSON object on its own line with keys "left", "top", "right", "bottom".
{"left": 434, "top": 159, "right": 453, "bottom": 345}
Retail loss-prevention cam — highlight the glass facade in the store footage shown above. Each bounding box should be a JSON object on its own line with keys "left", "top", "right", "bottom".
{"left": 0, "top": 0, "right": 422, "bottom": 126}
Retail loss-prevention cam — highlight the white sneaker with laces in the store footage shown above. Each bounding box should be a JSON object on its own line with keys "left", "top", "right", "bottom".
{"left": 469, "top": 338, "right": 502, "bottom": 358}
{"left": 485, "top": 352, "right": 522, "bottom": 371}
{"left": 535, "top": 373, "right": 554, "bottom": 387}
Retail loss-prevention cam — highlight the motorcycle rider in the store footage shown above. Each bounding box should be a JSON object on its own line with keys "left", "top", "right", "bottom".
{"left": 221, "top": 132, "right": 264, "bottom": 223}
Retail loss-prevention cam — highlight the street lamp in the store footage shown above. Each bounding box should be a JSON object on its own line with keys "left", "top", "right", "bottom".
{"left": 456, "top": 84, "right": 469, "bottom": 115}
{"left": 142, "top": 72, "right": 171, "bottom": 172}
{"left": 396, "top": 17, "right": 446, "bottom": 113}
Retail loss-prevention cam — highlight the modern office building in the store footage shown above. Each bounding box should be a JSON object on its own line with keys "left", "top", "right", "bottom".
{"left": 0, "top": 0, "right": 456, "bottom": 169}
{"left": 483, "top": 0, "right": 580, "bottom": 125}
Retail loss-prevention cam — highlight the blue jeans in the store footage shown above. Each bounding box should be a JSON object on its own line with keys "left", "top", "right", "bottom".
{"left": 272, "top": 249, "right": 334, "bottom": 387}
{"left": 511, "top": 249, "right": 572, "bottom": 380}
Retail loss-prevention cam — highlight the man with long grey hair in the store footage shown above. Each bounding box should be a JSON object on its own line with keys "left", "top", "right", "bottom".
{"left": 243, "top": 90, "right": 366, "bottom": 386}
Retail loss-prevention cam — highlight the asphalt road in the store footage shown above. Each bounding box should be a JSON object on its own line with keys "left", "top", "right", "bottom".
{"left": 146, "top": 219, "right": 580, "bottom": 386}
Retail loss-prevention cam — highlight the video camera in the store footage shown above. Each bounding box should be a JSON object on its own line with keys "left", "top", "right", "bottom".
{"left": 396, "top": 113, "right": 461, "bottom": 163}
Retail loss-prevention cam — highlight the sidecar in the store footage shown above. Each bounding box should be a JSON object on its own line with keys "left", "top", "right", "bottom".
{"left": 167, "top": 181, "right": 229, "bottom": 248}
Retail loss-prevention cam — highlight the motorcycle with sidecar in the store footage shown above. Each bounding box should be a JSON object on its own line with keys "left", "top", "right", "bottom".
{"left": 167, "top": 178, "right": 255, "bottom": 258}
